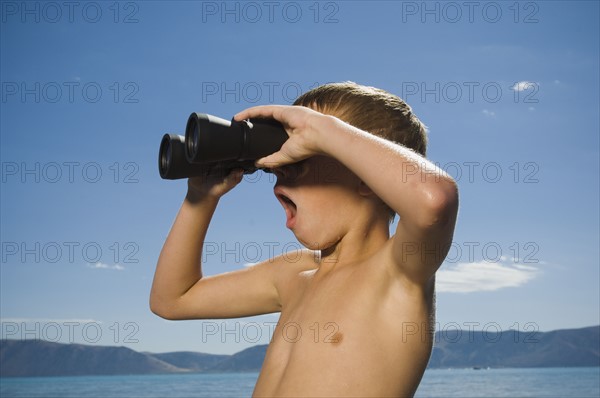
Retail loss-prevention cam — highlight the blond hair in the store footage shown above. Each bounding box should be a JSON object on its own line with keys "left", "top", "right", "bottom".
{"left": 293, "top": 81, "right": 428, "bottom": 157}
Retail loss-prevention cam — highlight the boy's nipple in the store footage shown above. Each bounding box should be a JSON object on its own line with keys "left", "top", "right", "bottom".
{"left": 329, "top": 331, "right": 343, "bottom": 345}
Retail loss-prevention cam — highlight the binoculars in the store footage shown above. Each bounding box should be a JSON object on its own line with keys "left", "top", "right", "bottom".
{"left": 158, "top": 113, "right": 288, "bottom": 180}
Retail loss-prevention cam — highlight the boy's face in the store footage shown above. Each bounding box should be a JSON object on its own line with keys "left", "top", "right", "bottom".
{"left": 273, "top": 156, "right": 365, "bottom": 250}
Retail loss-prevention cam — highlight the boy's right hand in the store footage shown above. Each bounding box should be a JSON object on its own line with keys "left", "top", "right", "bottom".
{"left": 186, "top": 168, "right": 244, "bottom": 203}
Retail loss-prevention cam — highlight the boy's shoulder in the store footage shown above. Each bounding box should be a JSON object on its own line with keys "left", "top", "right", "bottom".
{"left": 249, "top": 249, "right": 319, "bottom": 280}
{"left": 264, "top": 249, "right": 320, "bottom": 274}
{"left": 252, "top": 249, "right": 319, "bottom": 300}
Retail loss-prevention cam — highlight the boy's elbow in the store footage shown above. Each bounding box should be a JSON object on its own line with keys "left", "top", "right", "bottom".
{"left": 149, "top": 295, "right": 179, "bottom": 321}
{"left": 149, "top": 297, "right": 167, "bottom": 319}
{"left": 419, "top": 179, "right": 459, "bottom": 229}
{"left": 150, "top": 294, "right": 205, "bottom": 321}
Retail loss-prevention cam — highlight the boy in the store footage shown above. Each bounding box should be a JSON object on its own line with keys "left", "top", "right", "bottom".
{"left": 150, "top": 82, "right": 459, "bottom": 397}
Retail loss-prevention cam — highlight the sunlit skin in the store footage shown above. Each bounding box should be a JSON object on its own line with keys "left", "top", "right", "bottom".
{"left": 150, "top": 105, "right": 459, "bottom": 397}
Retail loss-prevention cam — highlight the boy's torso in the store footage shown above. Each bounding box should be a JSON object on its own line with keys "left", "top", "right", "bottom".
{"left": 252, "top": 245, "right": 435, "bottom": 397}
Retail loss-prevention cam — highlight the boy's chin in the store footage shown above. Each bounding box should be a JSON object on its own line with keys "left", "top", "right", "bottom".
{"left": 290, "top": 230, "right": 313, "bottom": 249}
{"left": 296, "top": 239, "right": 321, "bottom": 251}
{"left": 293, "top": 228, "right": 339, "bottom": 252}
{"left": 291, "top": 229, "right": 319, "bottom": 251}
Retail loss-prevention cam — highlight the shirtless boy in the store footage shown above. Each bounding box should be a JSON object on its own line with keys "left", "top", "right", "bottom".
{"left": 150, "top": 82, "right": 459, "bottom": 397}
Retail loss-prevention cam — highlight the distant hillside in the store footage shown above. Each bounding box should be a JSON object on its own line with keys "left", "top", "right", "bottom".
{"left": 1, "top": 325, "right": 598, "bottom": 377}
{"left": 208, "top": 345, "right": 268, "bottom": 372}
{"left": 0, "top": 339, "right": 185, "bottom": 377}
{"left": 428, "top": 325, "right": 600, "bottom": 368}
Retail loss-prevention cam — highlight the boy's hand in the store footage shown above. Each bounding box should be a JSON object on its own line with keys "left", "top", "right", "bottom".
{"left": 187, "top": 168, "right": 243, "bottom": 203}
{"left": 234, "top": 105, "right": 325, "bottom": 168}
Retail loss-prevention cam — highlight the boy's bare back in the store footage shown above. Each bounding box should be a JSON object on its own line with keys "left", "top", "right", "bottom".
{"left": 150, "top": 83, "right": 458, "bottom": 397}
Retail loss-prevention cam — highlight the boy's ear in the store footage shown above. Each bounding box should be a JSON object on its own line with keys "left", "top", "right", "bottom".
{"left": 357, "top": 180, "right": 375, "bottom": 197}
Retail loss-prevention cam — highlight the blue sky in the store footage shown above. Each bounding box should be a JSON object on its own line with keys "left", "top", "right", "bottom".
{"left": 1, "top": 1, "right": 598, "bottom": 354}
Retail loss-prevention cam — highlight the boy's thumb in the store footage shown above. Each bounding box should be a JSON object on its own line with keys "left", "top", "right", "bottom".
{"left": 256, "top": 153, "right": 283, "bottom": 169}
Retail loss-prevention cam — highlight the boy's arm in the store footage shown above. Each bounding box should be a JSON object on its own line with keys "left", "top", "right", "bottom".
{"left": 317, "top": 115, "right": 459, "bottom": 284}
{"left": 150, "top": 171, "right": 282, "bottom": 320}
{"left": 234, "top": 106, "right": 459, "bottom": 285}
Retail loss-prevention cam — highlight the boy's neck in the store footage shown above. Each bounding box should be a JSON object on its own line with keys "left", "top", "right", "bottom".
{"left": 316, "top": 219, "right": 390, "bottom": 272}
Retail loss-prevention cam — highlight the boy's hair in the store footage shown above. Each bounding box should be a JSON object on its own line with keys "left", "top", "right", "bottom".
{"left": 293, "top": 81, "right": 428, "bottom": 222}
{"left": 293, "top": 81, "right": 428, "bottom": 156}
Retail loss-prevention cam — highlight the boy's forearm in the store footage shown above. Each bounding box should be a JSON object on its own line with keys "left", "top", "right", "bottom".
{"left": 316, "top": 115, "right": 458, "bottom": 227}
{"left": 150, "top": 192, "right": 218, "bottom": 316}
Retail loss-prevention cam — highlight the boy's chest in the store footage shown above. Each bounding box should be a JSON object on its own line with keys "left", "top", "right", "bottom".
{"left": 258, "top": 264, "right": 434, "bottom": 395}
{"left": 274, "top": 263, "right": 429, "bottom": 350}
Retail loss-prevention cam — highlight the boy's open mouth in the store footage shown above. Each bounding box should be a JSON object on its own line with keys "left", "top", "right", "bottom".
{"left": 280, "top": 194, "right": 296, "bottom": 208}
{"left": 274, "top": 188, "right": 297, "bottom": 228}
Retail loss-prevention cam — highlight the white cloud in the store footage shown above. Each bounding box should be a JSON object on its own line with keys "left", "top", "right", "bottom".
{"left": 87, "top": 262, "right": 124, "bottom": 271}
{"left": 437, "top": 260, "right": 539, "bottom": 293}
{"left": 511, "top": 81, "right": 538, "bottom": 91}
{"left": 243, "top": 262, "right": 258, "bottom": 267}
{"left": 482, "top": 109, "right": 496, "bottom": 117}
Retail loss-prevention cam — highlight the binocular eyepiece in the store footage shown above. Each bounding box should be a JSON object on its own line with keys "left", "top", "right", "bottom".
{"left": 158, "top": 113, "right": 288, "bottom": 180}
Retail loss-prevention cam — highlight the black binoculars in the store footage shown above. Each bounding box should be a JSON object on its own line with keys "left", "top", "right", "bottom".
{"left": 158, "top": 113, "right": 288, "bottom": 180}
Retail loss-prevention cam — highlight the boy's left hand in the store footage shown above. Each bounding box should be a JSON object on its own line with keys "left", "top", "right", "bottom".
{"left": 234, "top": 105, "right": 326, "bottom": 168}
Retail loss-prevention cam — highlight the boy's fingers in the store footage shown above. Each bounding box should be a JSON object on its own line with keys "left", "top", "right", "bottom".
{"left": 234, "top": 105, "right": 286, "bottom": 122}
{"left": 256, "top": 153, "right": 293, "bottom": 169}
{"left": 234, "top": 106, "right": 269, "bottom": 121}
{"left": 255, "top": 155, "right": 278, "bottom": 169}
{"left": 218, "top": 169, "right": 244, "bottom": 193}
{"left": 226, "top": 168, "right": 244, "bottom": 183}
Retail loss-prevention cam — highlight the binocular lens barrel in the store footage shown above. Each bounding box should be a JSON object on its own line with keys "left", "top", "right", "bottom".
{"left": 158, "top": 134, "right": 212, "bottom": 180}
{"left": 185, "top": 113, "right": 241, "bottom": 164}
{"left": 159, "top": 113, "right": 288, "bottom": 180}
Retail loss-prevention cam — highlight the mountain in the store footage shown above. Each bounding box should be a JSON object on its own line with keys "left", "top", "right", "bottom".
{"left": 1, "top": 325, "right": 598, "bottom": 377}
{"left": 0, "top": 339, "right": 186, "bottom": 377}
{"left": 208, "top": 345, "right": 268, "bottom": 372}
{"left": 428, "top": 325, "right": 600, "bottom": 368}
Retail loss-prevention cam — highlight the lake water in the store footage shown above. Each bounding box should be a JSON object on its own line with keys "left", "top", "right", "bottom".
{"left": 1, "top": 367, "right": 598, "bottom": 397}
